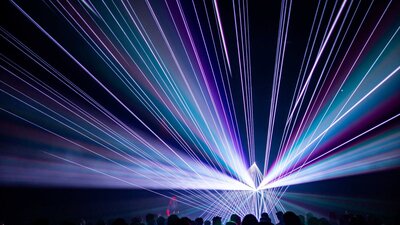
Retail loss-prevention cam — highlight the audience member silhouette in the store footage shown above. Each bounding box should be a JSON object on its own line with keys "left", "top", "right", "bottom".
{"left": 259, "top": 212, "right": 273, "bottom": 225}
{"left": 195, "top": 217, "right": 204, "bottom": 225}
{"left": 212, "top": 216, "right": 222, "bottom": 225}
{"left": 12, "top": 209, "right": 394, "bottom": 225}
{"left": 112, "top": 218, "right": 128, "bottom": 225}
{"left": 305, "top": 213, "right": 314, "bottom": 224}
{"left": 297, "top": 215, "right": 305, "bottom": 225}
{"left": 230, "top": 214, "right": 241, "bottom": 225}
{"left": 307, "top": 216, "right": 319, "bottom": 225}
{"left": 131, "top": 217, "right": 144, "bottom": 225}
{"left": 242, "top": 214, "right": 258, "bottom": 225}
{"left": 146, "top": 214, "right": 156, "bottom": 225}
{"left": 283, "top": 211, "right": 300, "bottom": 225}
{"left": 319, "top": 218, "right": 331, "bottom": 225}
{"left": 157, "top": 216, "right": 166, "bottom": 225}
{"left": 179, "top": 217, "right": 192, "bottom": 225}
{"left": 168, "top": 215, "right": 180, "bottom": 225}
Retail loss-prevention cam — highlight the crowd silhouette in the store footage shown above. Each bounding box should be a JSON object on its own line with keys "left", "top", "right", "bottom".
{"left": 4, "top": 210, "right": 393, "bottom": 225}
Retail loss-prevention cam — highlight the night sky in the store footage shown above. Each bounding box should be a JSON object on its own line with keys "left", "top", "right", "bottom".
{"left": 1, "top": 0, "right": 400, "bottom": 224}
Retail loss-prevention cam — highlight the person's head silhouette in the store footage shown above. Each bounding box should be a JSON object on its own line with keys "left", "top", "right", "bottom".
{"left": 195, "top": 217, "right": 204, "bottom": 225}
{"left": 242, "top": 214, "right": 258, "bottom": 225}
{"left": 259, "top": 213, "right": 272, "bottom": 225}
{"left": 212, "top": 216, "right": 222, "bottom": 225}
{"left": 230, "top": 214, "right": 241, "bottom": 225}
{"left": 168, "top": 215, "right": 180, "bottom": 225}
{"left": 146, "top": 214, "right": 156, "bottom": 225}
{"left": 283, "top": 212, "right": 300, "bottom": 225}
{"left": 157, "top": 216, "right": 166, "bottom": 225}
